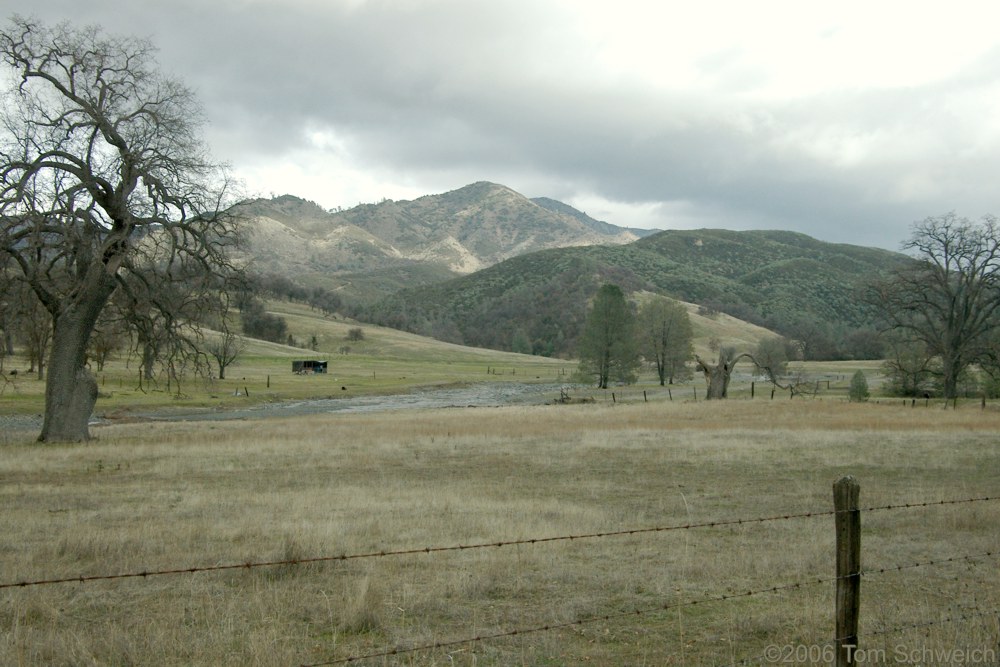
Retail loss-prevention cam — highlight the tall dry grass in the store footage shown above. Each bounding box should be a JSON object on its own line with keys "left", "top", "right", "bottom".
{"left": 1, "top": 399, "right": 998, "bottom": 665}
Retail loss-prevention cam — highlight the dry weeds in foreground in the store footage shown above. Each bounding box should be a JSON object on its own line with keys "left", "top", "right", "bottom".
{"left": 1, "top": 400, "right": 998, "bottom": 666}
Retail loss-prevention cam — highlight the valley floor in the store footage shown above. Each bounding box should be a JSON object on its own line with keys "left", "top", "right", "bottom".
{"left": 2, "top": 399, "right": 997, "bottom": 665}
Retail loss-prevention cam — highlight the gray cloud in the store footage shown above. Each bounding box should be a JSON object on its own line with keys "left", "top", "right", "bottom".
{"left": 9, "top": 0, "right": 1000, "bottom": 250}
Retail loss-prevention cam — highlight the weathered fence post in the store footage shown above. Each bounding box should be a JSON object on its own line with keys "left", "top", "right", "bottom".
{"left": 834, "top": 476, "right": 861, "bottom": 666}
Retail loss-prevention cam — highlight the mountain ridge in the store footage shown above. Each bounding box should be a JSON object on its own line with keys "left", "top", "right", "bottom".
{"left": 238, "top": 182, "right": 647, "bottom": 283}
{"left": 234, "top": 182, "right": 907, "bottom": 360}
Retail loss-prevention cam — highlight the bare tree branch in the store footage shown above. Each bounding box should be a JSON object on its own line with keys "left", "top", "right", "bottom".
{"left": 0, "top": 17, "right": 243, "bottom": 441}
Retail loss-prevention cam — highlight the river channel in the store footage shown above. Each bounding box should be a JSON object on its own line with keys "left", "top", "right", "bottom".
{"left": 132, "top": 382, "right": 572, "bottom": 423}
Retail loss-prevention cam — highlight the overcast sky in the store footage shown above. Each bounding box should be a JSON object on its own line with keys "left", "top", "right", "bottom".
{"left": 8, "top": 0, "right": 1000, "bottom": 250}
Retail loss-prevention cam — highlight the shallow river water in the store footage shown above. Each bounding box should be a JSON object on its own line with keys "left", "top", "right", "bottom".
{"left": 134, "top": 382, "right": 570, "bottom": 422}
{"left": 0, "top": 383, "right": 580, "bottom": 436}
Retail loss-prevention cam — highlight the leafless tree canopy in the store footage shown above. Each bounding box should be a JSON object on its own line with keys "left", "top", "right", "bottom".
{"left": 0, "top": 17, "right": 243, "bottom": 441}
{"left": 869, "top": 213, "right": 1000, "bottom": 399}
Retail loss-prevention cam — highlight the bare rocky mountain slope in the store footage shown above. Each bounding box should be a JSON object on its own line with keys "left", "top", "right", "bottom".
{"left": 237, "top": 182, "right": 653, "bottom": 300}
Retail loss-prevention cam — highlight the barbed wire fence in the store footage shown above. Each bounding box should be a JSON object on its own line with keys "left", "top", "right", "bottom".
{"left": 2, "top": 487, "right": 996, "bottom": 665}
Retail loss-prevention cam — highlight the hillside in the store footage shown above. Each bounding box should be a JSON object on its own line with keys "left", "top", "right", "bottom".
{"left": 236, "top": 183, "right": 646, "bottom": 301}
{"left": 360, "top": 228, "right": 909, "bottom": 358}
{"left": 266, "top": 299, "right": 767, "bottom": 364}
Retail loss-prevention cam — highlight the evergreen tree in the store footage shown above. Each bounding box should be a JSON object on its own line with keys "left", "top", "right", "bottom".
{"left": 577, "top": 284, "right": 640, "bottom": 388}
{"left": 848, "top": 370, "right": 870, "bottom": 402}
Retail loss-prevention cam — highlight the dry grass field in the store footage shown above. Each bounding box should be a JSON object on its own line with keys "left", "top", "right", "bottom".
{"left": 2, "top": 398, "right": 998, "bottom": 666}
{"left": 0, "top": 297, "right": 789, "bottom": 419}
{"left": 0, "top": 314, "right": 572, "bottom": 420}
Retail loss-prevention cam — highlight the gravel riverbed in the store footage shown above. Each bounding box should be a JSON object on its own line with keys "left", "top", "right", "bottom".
{"left": 0, "top": 413, "right": 43, "bottom": 433}
{"left": 129, "top": 382, "right": 570, "bottom": 422}
{"left": 2, "top": 383, "right": 578, "bottom": 437}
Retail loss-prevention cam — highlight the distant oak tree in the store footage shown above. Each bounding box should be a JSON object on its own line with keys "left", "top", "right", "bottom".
{"left": 206, "top": 329, "right": 245, "bottom": 381}
{"left": 868, "top": 213, "right": 1000, "bottom": 400}
{"left": 637, "top": 296, "right": 692, "bottom": 385}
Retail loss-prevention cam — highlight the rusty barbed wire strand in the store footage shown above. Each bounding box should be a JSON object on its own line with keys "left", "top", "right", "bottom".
{"left": 300, "top": 573, "right": 840, "bottom": 666}
{"left": 862, "top": 550, "right": 997, "bottom": 578}
{"left": 860, "top": 496, "right": 998, "bottom": 513}
{"left": 0, "top": 509, "right": 838, "bottom": 590}
{"left": 2, "top": 495, "right": 995, "bottom": 591}
{"left": 866, "top": 606, "right": 1000, "bottom": 640}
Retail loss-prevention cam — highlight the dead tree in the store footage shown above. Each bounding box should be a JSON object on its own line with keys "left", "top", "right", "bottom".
{"left": 695, "top": 349, "right": 806, "bottom": 399}
{"left": 695, "top": 349, "right": 752, "bottom": 399}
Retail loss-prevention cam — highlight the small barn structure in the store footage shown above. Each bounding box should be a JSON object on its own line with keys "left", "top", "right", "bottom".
{"left": 292, "top": 360, "right": 328, "bottom": 374}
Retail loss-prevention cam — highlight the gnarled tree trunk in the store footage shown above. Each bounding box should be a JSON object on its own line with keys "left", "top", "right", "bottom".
{"left": 696, "top": 350, "right": 805, "bottom": 400}
{"left": 695, "top": 353, "right": 744, "bottom": 399}
{"left": 38, "top": 272, "right": 117, "bottom": 442}
{"left": 695, "top": 351, "right": 777, "bottom": 399}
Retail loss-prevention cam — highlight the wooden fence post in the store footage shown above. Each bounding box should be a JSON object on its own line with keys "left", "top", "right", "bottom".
{"left": 834, "top": 476, "right": 861, "bottom": 666}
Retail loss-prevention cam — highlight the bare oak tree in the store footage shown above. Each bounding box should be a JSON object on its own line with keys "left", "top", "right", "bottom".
{"left": 868, "top": 213, "right": 1000, "bottom": 399}
{"left": 205, "top": 319, "right": 245, "bottom": 381}
{"left": 0, "top": 18, "right": 241, "bottom": 441}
